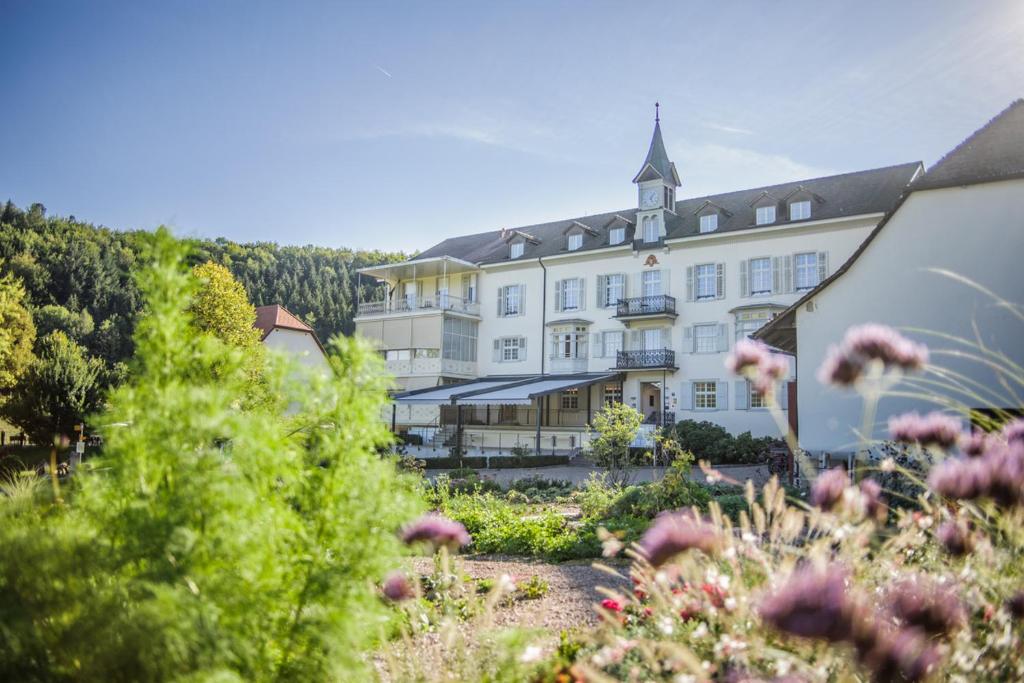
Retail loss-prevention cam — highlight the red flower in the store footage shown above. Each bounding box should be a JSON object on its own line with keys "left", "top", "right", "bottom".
{"left": 643, "top": 606, "right": 653, "bottom": 618}
{"left": 600, "top": 598, "right": 623, "bottom": 613}
{"left": 701, "top": 582, "right": 726, "bottom": 608}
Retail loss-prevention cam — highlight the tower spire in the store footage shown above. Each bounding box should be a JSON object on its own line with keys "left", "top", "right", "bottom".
{"left": 655, "top": 101, "right": 660, "bottom": 123}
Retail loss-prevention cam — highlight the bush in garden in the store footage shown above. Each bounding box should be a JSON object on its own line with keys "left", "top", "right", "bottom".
{"left": 672, "top": 419, "right": 776, "bottom": 465}
{"left": 587, "top": 402, "right": 644, "bottom": 482}
{"left": 0, "top": 230, "right": 422, "bottom": 681}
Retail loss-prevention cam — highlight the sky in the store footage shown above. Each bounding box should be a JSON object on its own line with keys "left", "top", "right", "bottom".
{"left": 1, "top": 1, "right": 1022, "bottom": 253}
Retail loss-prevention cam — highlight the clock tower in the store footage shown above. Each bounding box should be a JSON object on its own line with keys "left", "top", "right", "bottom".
{"left": 632, "top": 103, "right": 681, "bottom": 243}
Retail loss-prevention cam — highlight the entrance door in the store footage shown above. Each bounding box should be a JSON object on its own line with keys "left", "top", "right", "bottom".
{"left": 640, "top": 381, "right": 662, "bottom": 422}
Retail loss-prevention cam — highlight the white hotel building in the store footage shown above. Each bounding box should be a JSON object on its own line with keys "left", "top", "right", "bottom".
{"left": 355, "top": 115, "right": 921, "bottom": 454}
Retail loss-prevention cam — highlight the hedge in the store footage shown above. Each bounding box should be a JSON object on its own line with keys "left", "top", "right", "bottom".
{"left": 423, "top": 455, "right": 570, "bottom": 470}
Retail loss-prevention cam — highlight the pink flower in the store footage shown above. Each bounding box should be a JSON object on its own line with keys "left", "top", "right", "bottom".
{"left": 816, "top": 324, "right": 928, "bottom": 387}
{"left": 638, "top": 510, "right": 719, "bottom": 567}
{"left": 810, "top": 467, "right": 849, "bottom": 512}
{"left": 1002, "top": 418, "right": 1024, "bottom": 446}
{"left": 959, "top": 430, "right": 991, "bottom": 457}
{"left": 725, "top": 339, "right": 790, "bottom": 394}
{"left": 400, "top": 513, "right": 471, "bottom": 550}
{"left": 859, "top": 478, "right": 887, "bottom": 522}
{"left": 382, "top": 571, "right": 415, "bottom": 602}
{"left": 600, "top": 598, "right": 623, "bottom": 613}
{"left": 936, "top": 519, "right": 973, "bottom": 556}
{"left": 858, "top": 626, "right": 940, "bottom": 683}
{"left": 888, "top": 412, "right": 961, "bottom": 450}
{"left": 759, "top": 564, "right": 858, "bottom": 643}
{"left": 888, "top": 575, "right": 965, "bottom": 637}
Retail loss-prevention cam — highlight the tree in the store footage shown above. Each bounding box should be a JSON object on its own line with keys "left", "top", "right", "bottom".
{"left": 0, "top": 271, "right": 36, "bottom": 394}
{"left": 1, "top": 331, "right": 104, "bottom": 443}
{"left": 588, "top": 402, "right": 644, "bottom": 483}
{"left": 188, "top": 261, "right": 262, "bottom": 349}
{"left": 32, "top": 304, "right": 94, "bottom": 342}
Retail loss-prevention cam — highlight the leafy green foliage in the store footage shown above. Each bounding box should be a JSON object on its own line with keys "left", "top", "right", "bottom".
{"left": 1, "top": 331, "right": 104, "bottom": 443}
{"left": 0, "top": 229, "right": 422, "bottom": 681}
{"left": 588, "top": 402, "right": 644, "bottom": 479}
{"left": 188, "top": 261, "right": 262, "bottom": 349}
{"left": 0, "top": 270, "right": 35, "bottom": 392}
{"left": 672, "top": 419, "right": 777, "bottom": 464}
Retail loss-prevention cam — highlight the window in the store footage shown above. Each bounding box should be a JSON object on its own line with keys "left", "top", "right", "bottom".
{"left": 694, "top": 381, "right": 717, "bottom": 409}
{"left": 699, "top": 214, "right": 718, "bottom": 233}
{"left": 749, "top": 382, "right": 767, "bottom": 409}
{"left": 694, "top": 323, "right": 718, "bottom": 353}
{"left": 442, "top": 318, "right": 478, "bottom": 362}
{"left": 502, "top": 337, "right": 522, "bottom": 361}
{"left": 385, "top": 349, "right": 411, "bottom": 361}
{"left": 560, "top": 389, "right": 579, "bottom": 410}
{"left": 500, "top": 285, "right": 522, "bottom": 316}
{"left": 641, "top": 269, "right": 662, "bottom": 297}
{"left": 735, "top": 310, "right": 773, "bottom": 339}
{"left": 415, "top": 348, "right": 439, "bottom": 359}
{"left": 510, "top": 242, "right": 524, "bottom": 259}
{"left": 795, "top": 252, "right": 820, "bottom": 291}
{"left": 756, "top": 205, "right": 776, "bottom": 225}
{"left": 551, "top": 325, "right": 588, "bottom": 359}
{"left": 602, "top": 331, "right": 624, "bottom": 357}
{"left": 560, "top": 278, "right": 582, "bottom": 311}
{"left": 789, "top": 200, "right": 811, "bottom": 220}
{"left": 461, "top": 274, "right": 477, "bottom": 303}
{"left": 609, "top": 227, "right": 626, "bottom": 245}
{"left": 643, "top": 328, "right": 663, "bottom": 350}
{"left": 603, "top": 384, "right": 622, "bottom": 405}
{"left": 695, "top": 264, "right": 716, "bottom": 300}
{"left": 750, "top": 257, "right": 772, "bottom": 295}
{"left": 603, "top": 274, "right": 625, "bottom": 307}
{"left": 567, "top": 233, "right": 583, "bottom": 251}
{"left": 642, "top": 215, "right": 659, "bottom": 243}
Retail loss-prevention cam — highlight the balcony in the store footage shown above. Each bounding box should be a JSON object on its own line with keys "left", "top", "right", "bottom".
{"left": 614, "top": 294, "right": 677, "bottom": 321}
{"left": 356, "top": 294, "right": 480, "bottom": 318}
{"left": 616, "top": 349, "right": 677, "bottom": 370}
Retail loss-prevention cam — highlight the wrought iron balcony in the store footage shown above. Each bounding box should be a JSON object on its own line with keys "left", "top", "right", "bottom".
{"left": 356, "top": 294, "right": 480, "bottom": 317}
{"left": 614, "top": 294, "right": 677, "bottom": 319}
{"left": 615, "top": 349, "right": 677, "bottom": 370}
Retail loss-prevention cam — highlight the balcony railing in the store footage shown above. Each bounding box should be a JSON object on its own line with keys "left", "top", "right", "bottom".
{"left": 357, "top": 294, "right": 480, "bottom": 317}
{"left": 615, "top": 294, "right": 677, "bottom": 318}
{"left": 616, "top": 348, "right": 677, "bottom": 370}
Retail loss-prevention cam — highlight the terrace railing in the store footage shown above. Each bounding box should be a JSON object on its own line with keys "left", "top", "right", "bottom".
{"left": 615, "top": 294, "right": 677, "bottom": 318}
{"left": 616, "top": 348, "right": 677, "bottom": 370}
{"left": 357, "top": 294, "right": 480, "bottom": 317}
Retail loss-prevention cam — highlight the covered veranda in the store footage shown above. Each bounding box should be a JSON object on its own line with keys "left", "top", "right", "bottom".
{"left": 391, "top": 373, "right": 623, "bottom": 455}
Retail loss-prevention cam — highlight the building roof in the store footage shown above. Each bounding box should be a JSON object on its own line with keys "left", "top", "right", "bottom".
{"left": 633, "top": 120, "right": 681, "bottom": 185}
{"left": 755, "top": 100, "right": 1024, "bottom": 353}
{"left": 412, "top": 162, "right": 921, "bottom": 267}
{"left": 253, "top": 304, "right": 314, "bottom": 340}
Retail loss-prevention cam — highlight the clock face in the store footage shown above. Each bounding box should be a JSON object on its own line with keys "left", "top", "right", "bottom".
{"left": 642, "top": 189, "right": 659, "bottom": 208}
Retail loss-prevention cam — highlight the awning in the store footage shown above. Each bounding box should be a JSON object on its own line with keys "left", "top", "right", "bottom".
{"left": 456, "top": 373, "right": 620, "bottom": 406}
{"left": 358, "top": 255, "right": 479, "bottom": 282}
{"left": 392, "top": 373, "right": 622, "bottom": 406}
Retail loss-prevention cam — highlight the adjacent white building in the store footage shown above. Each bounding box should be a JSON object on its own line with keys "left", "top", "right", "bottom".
{"left": 254, "top": 304, "right": 329, "bottom": 371}
{"left": 758, "top": 99, "right": 1024, "bottom": 457}
{"left": 355, "top": 111, "right": 921, "bottom": 453}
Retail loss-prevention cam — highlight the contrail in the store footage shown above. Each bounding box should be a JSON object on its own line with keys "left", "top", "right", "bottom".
{"left": 374, "top": 64, "right": 393, "bottom": 78}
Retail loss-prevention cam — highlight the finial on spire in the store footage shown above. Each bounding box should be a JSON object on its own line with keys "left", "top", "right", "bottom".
{"left": 655, "top": 101, "right": 660, "bottom": 123}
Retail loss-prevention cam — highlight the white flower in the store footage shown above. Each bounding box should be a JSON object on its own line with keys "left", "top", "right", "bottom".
{"left": 659, "top": 616, "right": 675, "bottom": 635}
{"left": 674, "top": 676, "right": 697, "bottom": 683}
{"left": 497, "top": 574, "right": 516, "bottom": 593}
{"left": 880, "top": 457, "right": 896, "bottom": 472}
{"left": 724, "top": 597, "right": 737, "bottom": 611}
{"left": 692, "top": 623, "right": 709, "bottom": 639}
{"left": 520, "top": 645, "right": 543, "bottom": 663}
{"left": 776, "top": 659, "right": 792, "bottom": 676}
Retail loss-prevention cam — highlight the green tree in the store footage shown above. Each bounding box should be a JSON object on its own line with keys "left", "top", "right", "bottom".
{"left": 188, "top": 260, "right": 262, "bottom": 349}
{"left": 1, "top": 331, "right": 104, "bottom": 443}
{"left": 587, "top": 402, "right": 644, "bottom": 483}
{"left": 0, "top": 270, "right": 36, "bottom": 393}
{"left": 32, "top": 304, "right": 95, "bottom": 342}
{"left": 0, "top": 229, "right": 422, "bottom": 680}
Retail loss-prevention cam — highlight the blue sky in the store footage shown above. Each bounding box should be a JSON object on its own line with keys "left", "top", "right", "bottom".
{"left": 1, "top": 1, "right": 1022, "bottom": 252}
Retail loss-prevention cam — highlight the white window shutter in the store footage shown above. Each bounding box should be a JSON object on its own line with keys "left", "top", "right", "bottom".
{"left": 493, "top": 338, "right": 501, "bottom": 362}
{"left": 772, "top": 256, "right": 782, "bottom": 294}
{"left": 579, "top": 278, "right": 586, "bottom": 311}
{"left": 680, "top": 382, "right": 693, "bottom": 410}
{"left": 739, "top": 259, "right": 749, "bottom": 298}
{"left": 686, "top": 266, "right": 695, "bottom": 301}
{"left": 684, "top": 325, "right": 694, "bottom": 353}
{"left": 630, "top": 329, "right": 642, "bottom": 351}
{"left": 735, "top": 381, "right": 749, "bottom": 410}
{"left": 717, "top": 323, "right": 729, "bottom": 352}
{"left": 662, "top": 268, "right": 671, "bottom": 298}
{"left": 497, "top": 287, "right": 504, "bottom": 317}
{"left": 520, "top": 336, "right": 528, "bottom": 360}
{"left": 716, "top": 263, "right": 726, "bottom": 299}
{"left": 817, "top": 252, "right": 829, "bottom": 283}
{"left": 622, "top": 272, "right": 631, "bottom": 299}
{"left": 662, "top": 326, "right": 672, "bottom": 350}
{"left": 779, "top": 380, "right": 789, "bottom": 410}
{"left": 591, "top": 333, "right": 602, "bottom": 357}
{"left": 554, "top": 280, "right": 563, "bottom": 312}
{"left": 783, "top": 255, "right": 794, "bottom": 293}
{"left": 596, "top": 275, "right": 606, "bottom": 307}
{"left": 716, "top": 381, "right": 729, "bottom": 411}
{"left": 519, "top": 284, "right": 526, "bottom": 316}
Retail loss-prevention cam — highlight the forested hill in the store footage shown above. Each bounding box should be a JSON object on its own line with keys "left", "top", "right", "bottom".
{"left": 0, "top": 200, "right": 410, "bottom": 368}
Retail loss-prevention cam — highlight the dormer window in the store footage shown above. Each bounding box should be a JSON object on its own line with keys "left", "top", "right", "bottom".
{"left": 755, "top": 205, "right": 776, "bottom": 225}
{"left": 609, "top": 227, "right": 625, "bottom": 245}
{"left": 567, "top": 233, "right": 583, "bottom": 251}
{"left": 642, "top": 215, "right": 659, "bottom": 243}
{"left": 699, "top": 214, "right": 718, "bottom": 233}
{"left": 510, "top": 242, "right": 524, "bottom": 259}
{"left": 789, "top": 200, "right": 811, "bottom": 220}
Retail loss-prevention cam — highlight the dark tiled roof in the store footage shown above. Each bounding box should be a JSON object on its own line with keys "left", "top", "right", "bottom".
{"left": 911, "top": 99, "right": 1024, "bottom": 192}
{"left": 415, "top": 162, "right": 921, "bottom": 266}
{"left": 633, "top": 121, "right": 680, "bottom": 184}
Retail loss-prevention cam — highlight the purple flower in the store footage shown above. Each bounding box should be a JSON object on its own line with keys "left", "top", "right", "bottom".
{"left": 927, "top": 456, "right": 992, "bottom": 501}
{"left": 859, "top": 626, "right": 940, "bottom": 683}
{"left": 928, "top": 441, "right": 1024, "bottom": 508}
{"left": 1006, "top": 591, "right": 1024, "bottom": 619}
{"left": 959, "top": 430, "right": 991, "bottom": 457}
{"left": 984, "top": 441, "right": 1024, "bottom": 507}
{"left": 888, "top": 576, "right": 965, "bottom": 637}
{"left": 725, "top": 339, "right": 790, "bottom": 394}
{"left": 400, "top": 513, "right": 471, "bottom": 550}
{"left": 759, "top": 565, "right": 859, "bottom": 643}
{"left": 936, "top": 519, "right": 973, "bottom": 556}
{"left": 382, "top": 571, "right": 415, "bottom": 602}
{"left": 638, "top": 510, "right": 719, "bottom": 567}
{"left": 859, "top": 478, "right": 887, "bottom": 522}
{"left": 816, "top": 324, "right": 928, "bottom": 387}
{"left": 810, "top": 467, "right": 849, "bottom": 512}
{"left": 888, "top": 411, "right": 961, "bottom": 450}
{"left": 1003, "top": 418, "right": 1024, "bottom": 446}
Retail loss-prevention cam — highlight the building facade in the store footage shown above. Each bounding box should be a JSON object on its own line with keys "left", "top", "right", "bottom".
{"left": 355, "top": 115, "right": 921, "bottom": 453}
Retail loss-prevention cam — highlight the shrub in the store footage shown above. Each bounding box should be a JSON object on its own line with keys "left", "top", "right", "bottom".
{"left": 398, "top": 432, "right": 424, "bottom": 446}
{"left": 672, "top": 419, "right": 776, "bottom": 464}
